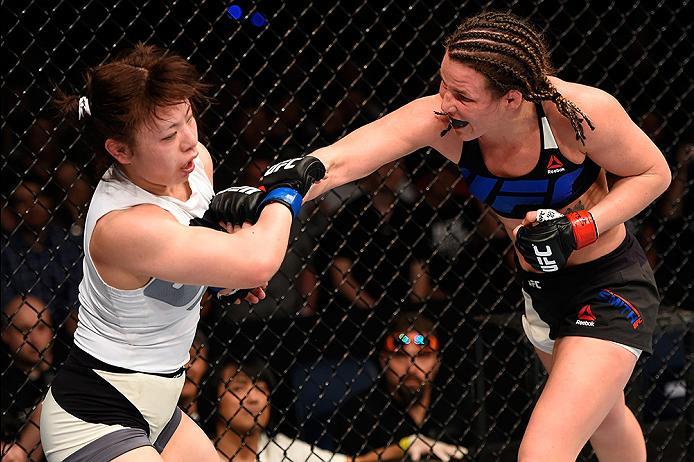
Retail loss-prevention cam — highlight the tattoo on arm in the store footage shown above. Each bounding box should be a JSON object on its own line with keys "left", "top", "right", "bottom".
{"left": 562, "top": 201, "right": 586, "bottom": 214}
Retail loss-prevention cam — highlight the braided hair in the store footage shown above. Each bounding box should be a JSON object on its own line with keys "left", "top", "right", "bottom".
{"left": 444, "top": 11, "right": 595, "bottom": 144}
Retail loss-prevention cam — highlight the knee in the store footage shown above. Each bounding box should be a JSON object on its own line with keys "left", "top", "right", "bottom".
{"left": 595, "top": 402, "right": 624, "bottom": 433}
{"left": 629, "top": 448, "right": 647, "bottom": 462}
{"left": 517, "top": 447, "right": 535, "bottom": 462}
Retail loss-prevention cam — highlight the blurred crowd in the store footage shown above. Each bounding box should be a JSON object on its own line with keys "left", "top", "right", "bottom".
{"left": 1, "top": 80, "right": 691, "bottom": 461}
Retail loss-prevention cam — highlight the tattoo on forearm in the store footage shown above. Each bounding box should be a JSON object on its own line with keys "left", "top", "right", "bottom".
{"left": 562, "top": 201, "right": 586, "bottom": 214}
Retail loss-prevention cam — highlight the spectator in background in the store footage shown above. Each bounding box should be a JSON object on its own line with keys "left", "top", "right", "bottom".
{"left": 318, "top": 162, "right": 420, "bottom": 311}
{"left": 52, "top": 161, "right": 93, "bottom": 238}
{"left": 214, "top": 355, "right": 467, "bottom": 462}
{"left": 635, "top": 121, "right": 693, "bottom": 307}
{"left": 1, "top": 181, "right": 82, "bottom": 334}
{"left": 661, "top": 133, "right": 693, "bottom": 221}
{"left": 329, "top": 311, "right": 470, "bottom": 459}
{"left": 408, "top": 163, "right": 512, "bottom": 313}
{"left": 214, "top": 355, "right": 348, "bottom": 462}
{"left": 313, "top": 163, "right": 421, "bottom": 357}
{"left": 655, "top": 132, "right": 693, "bottom": 307}
{"left": 179, "top": 330, "right": 210, "bottom": 425}
{"left": 1, "top": 294, "right": 54, "bottom": 462}
{"left": 1, "top": 100, "right": 93, "bottom": 237}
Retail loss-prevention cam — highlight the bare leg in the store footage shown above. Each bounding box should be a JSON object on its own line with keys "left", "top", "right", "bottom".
{"left": 518, "top": 337, "right": 642, "bottom": 462}
{"left": 112, "top": 446, "right": 162, "bottom": 462}
{"left": 532, "top": 345, "right": 646, "bottom": 461}
{"left": 161, "top": 411, "right": 218, "bottom": 462}
{"left": 113, "top": 412, "right": 217, "bottom": 462}
{"left": 589, "top": 392, "right": 645, "bottom": 462}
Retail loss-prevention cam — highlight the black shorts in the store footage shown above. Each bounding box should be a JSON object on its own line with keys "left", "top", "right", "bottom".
{"left": 518, "top": 232, "right": 659, "bottom": 355}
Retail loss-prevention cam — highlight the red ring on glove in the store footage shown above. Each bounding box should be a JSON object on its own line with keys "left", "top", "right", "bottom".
{"left": 566, "top": 210, "right": 598, "bottom": 249}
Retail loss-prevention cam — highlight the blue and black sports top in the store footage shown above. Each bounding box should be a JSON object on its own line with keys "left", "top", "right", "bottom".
{"left": 458, "top": 104, "right": 601, "bottom": 219}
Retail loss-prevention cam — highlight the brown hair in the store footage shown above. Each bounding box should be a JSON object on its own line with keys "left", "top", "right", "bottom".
{"left": 54, "top": 43, "right": 211, "bottom": 174}
{"left": 444, "top": 11, "right": 595, "bottom": 143}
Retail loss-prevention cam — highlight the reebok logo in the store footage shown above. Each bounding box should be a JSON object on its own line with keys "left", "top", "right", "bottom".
{"left": 576, "top": 305, "right": 596, "bottom": 327}
{"left": 547, "top": 155, "right": 566, "bottom": 174}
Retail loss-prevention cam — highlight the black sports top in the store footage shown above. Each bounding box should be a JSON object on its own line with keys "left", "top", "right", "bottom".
{"left": 458, "top": 104, "right": 601, "bottom": 219}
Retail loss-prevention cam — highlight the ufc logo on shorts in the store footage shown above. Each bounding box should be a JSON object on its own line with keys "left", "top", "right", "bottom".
{"left": 265, "top": 158, "right": 299, "bottom": 175}
{"left": 528, "top": 280, "right": 542, "bottom": 289}
{"left": 532, "top": 244, "right": 559, "bottom": 272}
{"left": 217, "top": 186, "right": 260, "bottom": 195}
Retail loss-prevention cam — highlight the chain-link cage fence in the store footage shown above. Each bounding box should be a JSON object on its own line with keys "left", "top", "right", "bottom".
{"left": 2, "top": 0, "right": 692, "bottom": 461}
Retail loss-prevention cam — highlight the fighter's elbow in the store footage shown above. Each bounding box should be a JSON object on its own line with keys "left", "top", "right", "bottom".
{"left": 655, "top": 162, "right": 673, "bottom": 195}
{"left": 248, "top": 249, "right": 284, "bottom": 285}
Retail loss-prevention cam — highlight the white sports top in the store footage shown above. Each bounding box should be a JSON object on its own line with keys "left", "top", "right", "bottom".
{"left": 73, "top": 156, "right": 214, "bottom": 374}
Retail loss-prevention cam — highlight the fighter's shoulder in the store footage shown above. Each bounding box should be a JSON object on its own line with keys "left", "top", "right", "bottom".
{"left": 97, "top": 204, "right": 179, "bottom": 239}
{"left": 396, "top": 95, "right": 446, "bottom": 123}
{"left": 550, "top": 77, "right": 622, "bottom": 114}
{"left": 547, "top": 77, "right": 627, "bottom": 147}
{"left": 92, "top": 204, "right": 180, "bottom": 263}
{"left": 389, "top": 95, "right": 451, "bottom": 144}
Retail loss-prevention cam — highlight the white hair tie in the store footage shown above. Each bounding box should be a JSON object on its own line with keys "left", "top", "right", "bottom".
{"left": 78, "top": 96, "right": 91, "bottom": 120}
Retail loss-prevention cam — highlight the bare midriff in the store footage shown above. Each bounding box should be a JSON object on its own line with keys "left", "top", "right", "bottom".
{"left": 499, "top": 172, "right": 626, "bottom": 272}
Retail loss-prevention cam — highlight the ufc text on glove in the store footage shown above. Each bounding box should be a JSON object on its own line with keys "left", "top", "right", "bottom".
{"left": 260, "top": 156, "right": 326, "bottom": 196}
{"left": 515, "top": 208, "right": 599, "bottom": 272}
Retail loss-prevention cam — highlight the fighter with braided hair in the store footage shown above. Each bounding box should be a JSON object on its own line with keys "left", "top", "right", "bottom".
{"left": 264, "top": 10, "right": 670, "bottom": 462}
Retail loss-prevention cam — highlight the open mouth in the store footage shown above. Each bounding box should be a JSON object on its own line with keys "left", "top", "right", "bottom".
{"left": 449, "top": 118, "right": 469, "bottom": 128}
{"left": 434, "top": 111, "right": 469, "bottom": 136}
{"left": 182, "top": 159, "right": 195, "bottom": 173}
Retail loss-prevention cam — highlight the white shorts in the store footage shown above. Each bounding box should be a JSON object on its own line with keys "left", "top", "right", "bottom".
{"left": 40, "top": 347, "right": 185, "bottom": 462}
{"left": 522, "top": 290, "right": 642, "bottom": 359}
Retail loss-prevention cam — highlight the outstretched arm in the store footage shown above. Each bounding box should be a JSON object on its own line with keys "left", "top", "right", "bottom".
{"left": 304, "top": 96, "right": 447, "bottom": 201}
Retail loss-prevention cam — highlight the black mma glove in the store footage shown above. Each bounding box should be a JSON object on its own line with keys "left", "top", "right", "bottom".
{"left": 189, "top": 186, "right": 266, "bottom": 302}
{"left": 515, "top": 209, "right": 599, "bottom": 272}
{"left": 261, "top": 156, "right": 326, "bottom": 195}
{"left": 212, "top": 287, "right": 251, "bottom": 303}
{"left": 202, "top": 186, "right": 266, "bottom": 227}
{"left": 259, "top": 156, "right": 326, "bottom": 216}
{"left": 188, "top": 213, "right": 225, "bottom": 231}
